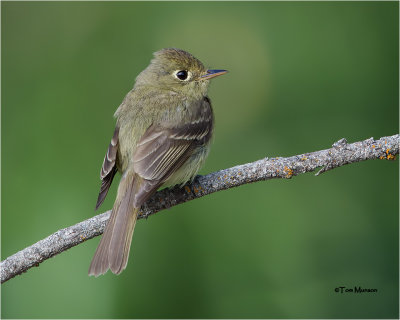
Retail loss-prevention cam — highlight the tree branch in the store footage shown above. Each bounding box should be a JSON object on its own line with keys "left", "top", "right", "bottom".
{"left": 1, "top": 134, "right": 398, "bottom": 284}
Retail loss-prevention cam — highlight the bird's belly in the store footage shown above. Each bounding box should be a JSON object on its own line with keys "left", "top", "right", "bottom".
{"left": 163, "top": 145, "right": 210, "bottom": 187}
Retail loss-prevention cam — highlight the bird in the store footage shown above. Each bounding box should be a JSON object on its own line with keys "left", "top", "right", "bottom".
{"left": 88, "top": 48, "right": 227, "bottom": 276}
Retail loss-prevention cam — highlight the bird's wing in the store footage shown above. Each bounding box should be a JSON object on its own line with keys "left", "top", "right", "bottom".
{"left": 133, "top": 110, "right": 213, "bottom": 207}
{"left": 95, "top": 126, "right": 119, "bottom": 210}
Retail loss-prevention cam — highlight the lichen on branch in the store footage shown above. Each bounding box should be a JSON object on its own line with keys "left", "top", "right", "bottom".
{"left": 1, "top": 134, "right": 398, "bottom": 284}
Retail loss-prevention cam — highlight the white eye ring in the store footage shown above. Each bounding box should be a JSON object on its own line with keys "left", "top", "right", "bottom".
{"left": 173, "top": 70, "right": 191, "bottom": 81}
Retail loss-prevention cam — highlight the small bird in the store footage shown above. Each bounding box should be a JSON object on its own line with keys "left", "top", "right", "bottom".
{"left": 89, "top": 48, "right": 227, "bottom": 276}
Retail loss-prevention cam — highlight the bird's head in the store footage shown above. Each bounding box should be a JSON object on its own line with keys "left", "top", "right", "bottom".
{"left": 135, "top": 48, "right": 227, "bottom": 99}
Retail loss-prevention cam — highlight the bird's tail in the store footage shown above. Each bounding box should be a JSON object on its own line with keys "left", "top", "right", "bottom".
{"left": 89, "top": 172, "right": 139, "bottom": 276}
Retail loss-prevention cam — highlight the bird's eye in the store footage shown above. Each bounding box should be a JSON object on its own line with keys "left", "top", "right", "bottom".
{"left": 175, "top": 70, "right": 188, "bottom": 81}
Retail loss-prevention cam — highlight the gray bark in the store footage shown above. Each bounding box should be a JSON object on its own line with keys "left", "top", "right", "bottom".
{"left": 1, "top": 134, "right": 398, "bottom": 284}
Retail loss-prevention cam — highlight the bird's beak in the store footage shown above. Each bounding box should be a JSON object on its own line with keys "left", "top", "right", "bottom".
{"left": 200, "top": 69, "right": 228, "bottom": 80}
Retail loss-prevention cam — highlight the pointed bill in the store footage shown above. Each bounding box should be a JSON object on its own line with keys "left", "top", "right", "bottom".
{"left": 200, "top": 69, "right": 228, "bottom": 80}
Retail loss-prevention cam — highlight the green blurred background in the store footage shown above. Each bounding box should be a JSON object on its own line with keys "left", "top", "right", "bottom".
{"left": 1, "top": 2, "right": 398, "bottom": 319}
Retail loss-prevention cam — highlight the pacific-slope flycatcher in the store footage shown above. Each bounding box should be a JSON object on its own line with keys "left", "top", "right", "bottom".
{"left": 89, "top": 48, "right": 227, "bottom": 276}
